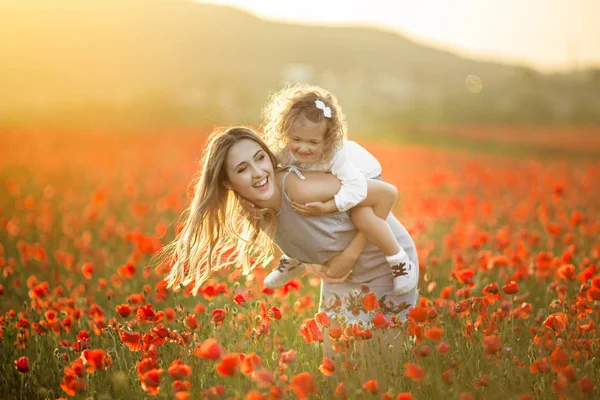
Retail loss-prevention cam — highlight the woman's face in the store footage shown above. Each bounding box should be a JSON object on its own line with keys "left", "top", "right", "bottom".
{"left": 224, "top": 139, "right": 276, "bottom": 204}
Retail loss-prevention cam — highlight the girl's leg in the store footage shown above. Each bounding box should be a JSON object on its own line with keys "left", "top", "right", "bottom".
{"left": 350, "top": 206, "right": 400, "bottom": 255}
{"left": 349, "top": 179, "right": 400, "bottom": 255}
{"left": 350, "top": 179, "right": 417, "bottom": 296}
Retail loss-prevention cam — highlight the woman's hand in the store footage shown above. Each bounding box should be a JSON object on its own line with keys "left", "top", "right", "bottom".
{"left": 312, "top": 264, "right": 352, "bottom": 284}
{"left": 291, "top": 199, "right": 338, "bottom": 216}
{"left": 324, "top": 251, "right": 356, "bottom": 279}
{"left": 239, "top": 197, "right": 269, "bottom": 219}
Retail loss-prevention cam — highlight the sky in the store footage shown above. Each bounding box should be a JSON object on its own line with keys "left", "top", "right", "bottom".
{"left": 197, "top": 0, "right": 600, "bottom": 72}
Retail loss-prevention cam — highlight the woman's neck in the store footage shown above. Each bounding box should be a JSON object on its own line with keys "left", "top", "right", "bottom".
{"left": 252, "top": 172, "right": 283, "bottom": 214}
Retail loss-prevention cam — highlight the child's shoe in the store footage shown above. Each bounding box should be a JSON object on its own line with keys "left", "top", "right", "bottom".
{"left": 264, "top": 255, "right": 307, "bottom": 289}
{"left": 386, "top": 248, "right": 418, "bottom": 296}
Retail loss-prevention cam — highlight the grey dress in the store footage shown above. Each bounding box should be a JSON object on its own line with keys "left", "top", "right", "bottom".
{"left": 273, "top": 169, "right": 420, "bottom": 325}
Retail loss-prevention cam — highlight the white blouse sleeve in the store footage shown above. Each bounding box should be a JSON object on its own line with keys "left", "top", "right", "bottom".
{"left": 330, "top": 146, "right": 368, "bottom": 212}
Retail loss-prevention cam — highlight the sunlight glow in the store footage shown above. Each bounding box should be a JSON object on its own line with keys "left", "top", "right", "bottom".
{"left": 197, "top": 0, "right": 600, "bottom": 72}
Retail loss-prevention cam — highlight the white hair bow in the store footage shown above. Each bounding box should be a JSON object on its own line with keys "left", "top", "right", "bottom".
{"left": 315, "top": 99, "right": 332, "bottom": 118}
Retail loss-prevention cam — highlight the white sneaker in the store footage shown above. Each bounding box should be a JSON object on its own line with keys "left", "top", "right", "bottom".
{"left": 386, "top": 249, "right": 418, "bottom": 296}
{"left": 391, "top": 260, "right": 418, "bottom": 296}
{"left": 264, "top": 256, "right": 308, "bottom": 289}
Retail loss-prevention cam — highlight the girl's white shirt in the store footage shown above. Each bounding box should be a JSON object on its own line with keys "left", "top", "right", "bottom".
{"left": 277, "top": 140, "right": 382, "bottom": 212}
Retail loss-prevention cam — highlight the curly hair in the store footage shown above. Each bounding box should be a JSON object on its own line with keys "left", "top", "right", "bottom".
{"left": 262, "top": 83, "right": 348, "bottom": 165}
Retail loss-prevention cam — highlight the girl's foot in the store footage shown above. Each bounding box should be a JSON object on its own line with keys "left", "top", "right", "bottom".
{"left": 386, "top": 249, "right": 418, "bottom": 296}
{"left": 264, "top": 256, "right": 307, "bottom": 288}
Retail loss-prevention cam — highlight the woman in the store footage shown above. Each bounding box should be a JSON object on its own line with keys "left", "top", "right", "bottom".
{"left": 162, "top": 126, "right": 419, "bottom": 381}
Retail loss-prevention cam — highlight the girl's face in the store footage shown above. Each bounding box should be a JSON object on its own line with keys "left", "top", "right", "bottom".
{"left": 286, "top": 116, "right": 327, "bottom": 164}
{"left": 223, "top": 139, "right": 276, "bottom": 204}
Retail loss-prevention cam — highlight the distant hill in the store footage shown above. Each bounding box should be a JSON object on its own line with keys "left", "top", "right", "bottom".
{"left": 1, "top": 0, "right": 599, "bottom": 128}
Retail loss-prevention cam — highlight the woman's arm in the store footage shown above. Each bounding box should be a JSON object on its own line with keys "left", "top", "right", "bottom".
{"left": 284, "top": 171, "right": 369, "bottom": 279}
{"left": 323, "top": 231, "right": 367, "bottom": 278}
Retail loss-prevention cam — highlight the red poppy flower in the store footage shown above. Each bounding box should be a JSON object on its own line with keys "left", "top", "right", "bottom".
{"left": 544, "top": 313, "right": 568, "bottom": 333}
{"left": 334, "top": 382, "right": 348, "bottom": 399}
{"left": 117, "top": 263, "right": 136, "bottom": 278}
{"left": 60, "top": 375, "right": 86, "bottom": 396}
{"left": 215, "top": 353, "right": 239, "bottom": 376}
{"left": 318, "top": 357, "right": 335, "bottom": 376}
{"left": 233, "top": 293, "right": 247, "bottom": 306}
{"left": 211, "top": 309, "right": 226, "bottom": 326}
{"left": 269, "top": 306, "right": 281, "bottom": 320}
{"left": 372, "top": 313, "right": 389, "bottom": 329}
{"left": 408, "top": 306, "right": 428, "bottom": 323}
{"left": 185, "top": 314, "right": 197, "bottom": 330}
{"left": 315, "top": 311, "right": 330, "bottom": 327}
{"left": 291, "top": 372, "right": 316, "bottom": 400}
{"left": 482, "top": 335, "right": 501, "bottom": 355}
{"left": 482, "top": 282, "right": 499, "bottom": 295}
{"left": 578, "top": 376, "right": 594, "bottom": 395}
{"left": 563, "top": 364, "right": 577, "bottom": 382}
{"left": 424, "top": 327, "right": 443, "bottom": 343}
{"left": 137, "top": 304, "right": 164, "bottom": 323}
{"left": 119, "top": 330, "right": 142, "bottom": 351}
{"left": 550, "top": 345, "right": 569, "bottom": 373}
{"left": 140, "top": 368, "right": 163, "bottom": 396}
{"left": 362, "top": 379, "right": 378, "bottom": 394}
{"left": 14, "top": 357, "right": 29, "bottom": 373}
{"left": 244, "top": 390, "right": 265, "bottom": 400}
{"left": 438, "top": 342, "right": 450, "bottom": 354}
{"left": 502, "top": 281, "right": 519, "bottom": 294}
{"left": 362, "top": 293, "right": 380, "bottom": 311}
{"left": 279, "top": 350, "right": 296, "bottom": 366}
{"left": 530, "top": 358, "right": 550, "bottom": 374}
{"left": 81, "top": 263, "right": 93, "bottom": 279}
{"left": 298, "top": 319, "right": 323, "bottom": 343}
{"left": 168, "top": 359, "right": 191, "bottom": 380}
{"left": 116, "top": 304, "right": 132, "bottom": 318}
{"left": 194, "top": 338, "right": 222, "bottom": 360}
{"left": 442, "top": 369, "right": 454, "bottom": 385}
{"left": 404, "top": 363, "right": 425, "bottom": 381}
{"left": 240, "top": 352, "right": 263, "bottom": 375}
{"left": 329, "top": 328, "right": 342, "bottom": 339}
{"left": 81, "top": 349, "right": 112, "bottom": 372}
{"left": 251, "top": 369, "right": 276, "bottom": 387}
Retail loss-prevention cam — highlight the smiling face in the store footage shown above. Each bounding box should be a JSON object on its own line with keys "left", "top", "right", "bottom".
{"left": 286, "top": 115, "right": 327, "bottom": 165}
{"left": 223, "top": 139, "right": 276, "bottom": 205}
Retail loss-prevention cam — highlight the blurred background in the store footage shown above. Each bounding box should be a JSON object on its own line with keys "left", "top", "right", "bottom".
{"left": 1, "top": 0, "right": 599, "bottom": 133}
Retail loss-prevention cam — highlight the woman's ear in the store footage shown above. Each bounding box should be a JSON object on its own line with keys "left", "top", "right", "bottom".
{"left": 222, "top": 181, "right": 232, "bottom": 190}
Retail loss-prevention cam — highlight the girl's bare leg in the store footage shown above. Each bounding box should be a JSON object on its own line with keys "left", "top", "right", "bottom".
{"left": 350, "top": 179, "right": 401, "bottom": 256}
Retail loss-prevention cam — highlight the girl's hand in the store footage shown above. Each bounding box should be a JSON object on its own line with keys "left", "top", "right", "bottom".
{"left": 291, "top": 199, "right": 337, "bottom": 216}
{"left": 239, "top": 197, "right": 269, "bottom": 219}
{"left": 312, "top": 264, "right": 352, "bottom": 284}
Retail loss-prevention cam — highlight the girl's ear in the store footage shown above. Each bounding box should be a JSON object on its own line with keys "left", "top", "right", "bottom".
{"left": 223, "top": 181, "right": 232, "bottom": 190}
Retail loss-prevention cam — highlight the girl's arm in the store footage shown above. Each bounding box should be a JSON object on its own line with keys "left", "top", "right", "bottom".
{"left": 291, "top": 147, "right": 367, "bottom": 216}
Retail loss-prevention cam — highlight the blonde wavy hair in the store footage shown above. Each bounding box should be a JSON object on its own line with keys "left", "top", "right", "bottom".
{"left": 262, "top": 83, "right": 348, "bottom": 165}
{"left": 157, "top": 127, "right": 278, "bottom": 295}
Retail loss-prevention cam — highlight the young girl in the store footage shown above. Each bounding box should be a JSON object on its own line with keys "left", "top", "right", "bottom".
{"left": 260, "top": 83, "right": 417, "bottom": 296}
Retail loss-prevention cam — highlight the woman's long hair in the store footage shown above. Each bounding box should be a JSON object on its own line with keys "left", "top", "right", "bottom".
{"left": 157, "top": 127, "right": 279, "bottom": 295}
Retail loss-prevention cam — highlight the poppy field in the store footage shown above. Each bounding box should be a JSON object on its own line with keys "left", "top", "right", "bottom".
{"left": 1, "top": 127, "right": 599, "bottom": 399}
